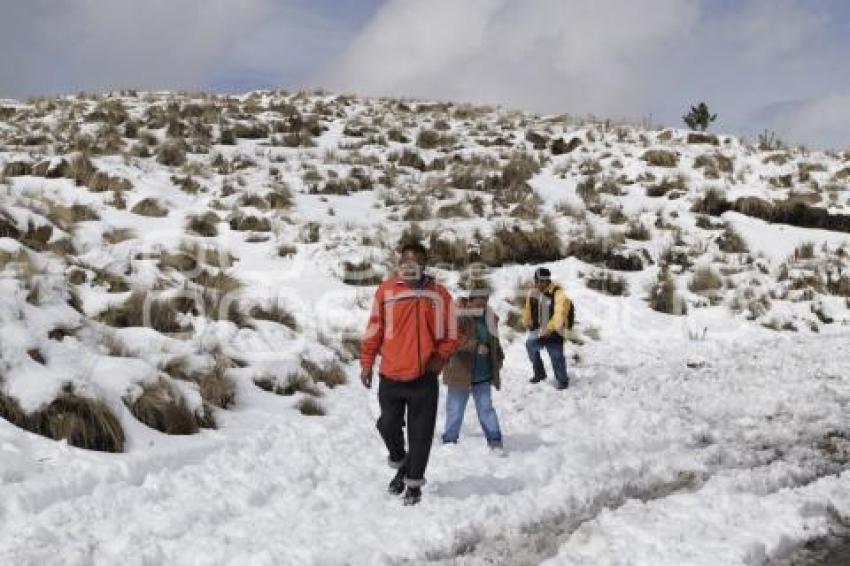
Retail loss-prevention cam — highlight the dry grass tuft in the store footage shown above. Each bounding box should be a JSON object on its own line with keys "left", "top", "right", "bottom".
{"left": 648, "top": 266, "right": 686, "bottom": 315}
{"left": 0, "top": 390, "right": 28, "bottom": 428}
{"left": 717, "top": 225, "right": 749, "bottom": 253}
{"left": 229, "top": 212, "right": 271, "bottom": 232}
{"left": 300, "top": 359, "right": 347, "bottom": 389}
{"left": 186, "top": 211, "right": 220, "bottom": 237}
{"left": 248, "top": 300, "right": 298, "bottom": 329}
{"left": 296, "top": 397, "right": 326, "bottom": 416}
{"left": 128, "top": 379, "right": 199, "bottom": 435}
{"left": 25, "top": 384, "right": 126, "bottom": 452}
{"left": 131, "top": 198, "right": 169, "bottom": 217}
{"left": 98, "top": 290, "right": 187, "bottom": 333}
{"left": 688, "top": 266, "right": 723, "bottom": 292}
{"left": 586, "top": 271, "right": 629, "bottom": 296}
{"left": 255, "top": 371, "right": 320, "bottom": 397}
{"left": 643, "top": 149, "right": 679, "bottom": 167}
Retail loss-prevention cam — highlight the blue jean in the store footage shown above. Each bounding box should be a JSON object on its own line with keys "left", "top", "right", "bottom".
{"left": 442, "top": 382, "right": 502, "bottom": 447}
{"left": 526, "top": 334, "right": 569, "bottom": 385}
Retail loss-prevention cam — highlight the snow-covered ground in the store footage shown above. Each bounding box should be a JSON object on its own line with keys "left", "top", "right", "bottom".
{"left": 3, "top": 327, "right": 850, "bottom": 565}
{"left": 1, "top": 90, "right": 850, "bottom": 564}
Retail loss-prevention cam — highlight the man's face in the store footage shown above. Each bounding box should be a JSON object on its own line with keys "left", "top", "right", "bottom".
{"left": 398, "top": 250, "right": 425, "bottom": 282}
{"left": 534, "top": 279, "right": 549, "bottom": 292}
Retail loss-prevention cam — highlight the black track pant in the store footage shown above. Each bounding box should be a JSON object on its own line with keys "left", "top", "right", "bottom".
{"left": 376, "top": 372, "right": 439, "bottom": 486}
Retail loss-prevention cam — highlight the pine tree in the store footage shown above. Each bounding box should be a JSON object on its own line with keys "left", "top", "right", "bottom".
{"left": 683, "top": 102, "right": 717, "bottom": 132}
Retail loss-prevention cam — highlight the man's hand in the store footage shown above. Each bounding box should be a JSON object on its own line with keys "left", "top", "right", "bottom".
{"left": 425, "top": 356, "right": 446, "bottom": 376}
{"left": 538, "top": 328, "right": 552, "bottom": 338}
{"left": 360, "top": 366, "right": 373, "bottom": 389}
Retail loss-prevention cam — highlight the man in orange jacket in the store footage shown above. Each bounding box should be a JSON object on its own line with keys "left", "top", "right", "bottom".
{"left": 360, "top": 242, "right": 459, "bottom": 505}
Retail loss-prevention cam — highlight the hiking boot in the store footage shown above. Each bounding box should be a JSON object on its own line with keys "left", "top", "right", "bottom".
{"left": 529, "top": 375, "right": 546, "bottom": 384}
{"left": 555, "top": 381, "right": 569, "bottom": 390}
{"left": 403, "top": 486, "right": 422, "bottom": 506}
{"left": 388, "top": 467, "right": 406, "bottom": 496}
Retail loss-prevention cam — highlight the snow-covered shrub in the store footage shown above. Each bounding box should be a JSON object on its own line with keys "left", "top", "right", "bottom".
{"left": 297, "top": 397, "right": 325, "bottom": 416}
{"left": 127, "top": 380, "right": 199, "bottom": 435}
{"left": 186, "top": 211, "right": 220, "bottom": 237}
{"left": 25, "top": 385, "right": 125, "bottom": 452}
{"left": 567, "top": 232, "right": 643, "bottom": 271}
{"left": 266, "top": 182, "right": 293, "bottom": 209}
{"left": 643, "top": 149, "right": 679, "bottom": 167}
{"left": 102, "top": 227, "right": 136, "bottom": 245}
{"left": 554, "top": 200, "right": 586, "bottom": 220}
{"left": 625, "top": 221, "right": 652, "bottom": 241}
{"left": 131, "top": 197, "right": 169, "bottom": 217}
{"left": 156, "top": 141, "right": 188, "bottom": 167}
{"left": 0, "top": 389, "right": 27, "bottom": 429}
{"left": 301, "top": 359, "right": 347, "bottom": 389}
{"left": 403, "top": 197, "right": 432, "bottom": 221}
{"left": 232, "top": 122, "right": 269, "bottom": 140}
{"left": 647, "top": 174, "right": 687, "bottom": 198}
{"left": 255, "top": 371, "right": 320, "bottom": 397}
{"left": 717, "top": 225, "right": 749, "bottom": 253}
{"left": 228, "top": 211, "right": 271, "bottom": 232}
{"left": 46, "top": 202, "right": 99, "bottom": 230}
{"left": 586, "top": 270, "right": 628, "bottom": 296}
{"left": 480, "top": 221, "right": 563, "bottom": 267}
{"left": 577, "top": 176, "right": 600, "bottom": 206}
{"left": 648, "top": 266, "right": 686, "bottom": 315}
{"left": 416, "top": 128, "right": 445, "bottom": 149}
{"left": 342, "top": 260, "right": 383, "bottom": 287}
{"left": 277, "top": 243, "right": 297, "bottom": 257}
{"left": 394, "top": 148, "right": 427, "bottom": 171}
{"left": 300, "top": 222, "right": 321, "bottom": 243}
{"left": 314, "top": 168, "right": 373, "bottom": 195}
{"left": 436, "top": 201, "right": 471, "bottom": 219}
{"left": 688, "top": 266, "right": 723, "bottom": 293}
{"left": 98, "top": 290, "right": 186, "bottom": 333}
{"left": 1, "top": 160, "right": 33, "bottom": 179}
{"left": 179, "top": 240, "right": 234, "bottom": 269}
{"left": 501, "top": 152, "right": 541, "bottom": 186}
{"left": 248, "top": 299, "right": 298, "bottom": 329}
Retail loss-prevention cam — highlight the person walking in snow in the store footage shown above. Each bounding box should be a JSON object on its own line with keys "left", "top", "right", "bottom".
{"left": 522, "top": 267, "right": 572, "bottom": 390}
{"left": 441, "top": 291, "right": 505, "bottom": 452}
{"left": 360, "top": 242, "right": 459, "bottom": 506}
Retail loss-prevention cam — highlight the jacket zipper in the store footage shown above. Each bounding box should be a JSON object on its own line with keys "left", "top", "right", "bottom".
{"left": 415, "top": 295, "right": 422, "bottom": 377}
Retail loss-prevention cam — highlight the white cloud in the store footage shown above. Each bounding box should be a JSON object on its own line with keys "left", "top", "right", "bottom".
{"left": 0, "top": 0, "right": 291, "bottom": 97}
{"left": 323, "top": 0, "right": 850, "bottom": 148}
{"left": 760, "top": 93, "right": 850, "bottom": 149}
{"left": 1, "top": 0, "right": 848, "bottom": 148}
{"left": 323, "top": 0, "right": 699, "bottom": 118}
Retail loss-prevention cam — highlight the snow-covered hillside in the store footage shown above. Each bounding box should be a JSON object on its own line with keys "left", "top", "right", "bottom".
{"left": 1, "top": 90, "right": 850, "bottom": 564}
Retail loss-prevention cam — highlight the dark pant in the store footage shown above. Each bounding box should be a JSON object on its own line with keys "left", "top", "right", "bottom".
{"left": 526, "top": 333, "right": 569, "bottom": 385}
{"left": 377, "top": 372, "right": 439, "bottom": 487}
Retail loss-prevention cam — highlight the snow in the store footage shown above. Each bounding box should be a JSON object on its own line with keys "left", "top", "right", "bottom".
{"left": 3, "top": 326, "right": 850, "bottom": 565}
{"left": 725, "top": 211, "right": 850, "bottom": 262}
{"left": 2, "top": 90, "right": 850, "bottom": 564}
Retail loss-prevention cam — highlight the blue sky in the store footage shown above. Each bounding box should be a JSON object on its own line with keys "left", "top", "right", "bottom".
{"left": 1, "top": 0, "right": 848, "bottom": 148}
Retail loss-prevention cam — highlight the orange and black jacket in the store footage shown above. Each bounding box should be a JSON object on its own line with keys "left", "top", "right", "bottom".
{"left": 361, "top": 275, "right": 460, "bottom": 381}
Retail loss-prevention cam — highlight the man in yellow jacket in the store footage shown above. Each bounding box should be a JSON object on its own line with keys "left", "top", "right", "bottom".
{"left": 522, "top": 267, "right": 571, "bottom": 390}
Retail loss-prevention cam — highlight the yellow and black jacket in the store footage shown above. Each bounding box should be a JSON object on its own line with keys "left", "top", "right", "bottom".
{"left": 522, "top": 282, "right": 572, "bottom": 335}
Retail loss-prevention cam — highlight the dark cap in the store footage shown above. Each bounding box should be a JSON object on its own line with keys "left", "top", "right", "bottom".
{"left": 533, "top": 267, "right": 552, "bottom": 282}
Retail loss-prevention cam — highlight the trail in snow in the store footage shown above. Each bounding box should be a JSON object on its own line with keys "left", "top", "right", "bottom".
{"left": 2, "top": 329, "right": 850, "bottom": 565}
